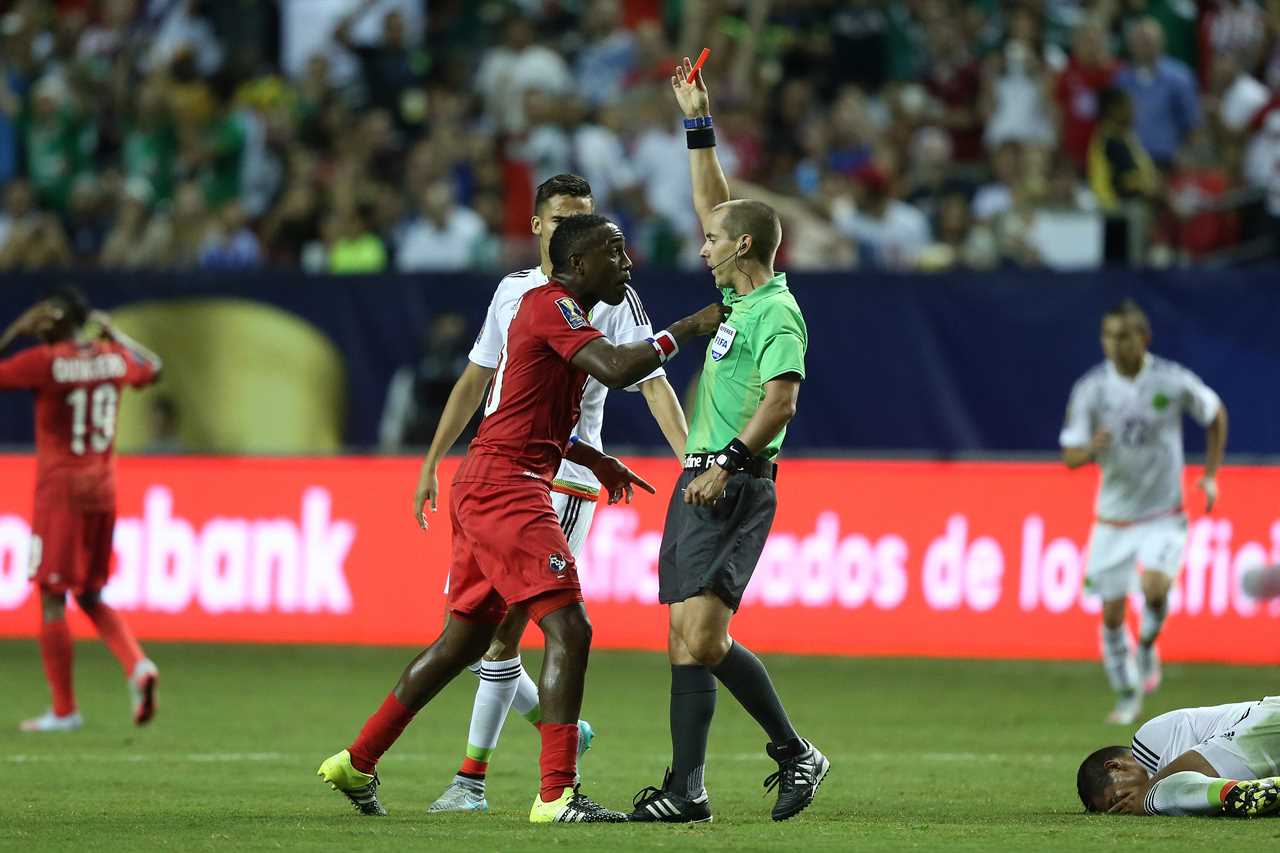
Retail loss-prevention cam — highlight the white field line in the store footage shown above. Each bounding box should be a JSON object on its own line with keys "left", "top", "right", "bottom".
{"left": 5, "top": 750, "right": 1061, "bottom": 765}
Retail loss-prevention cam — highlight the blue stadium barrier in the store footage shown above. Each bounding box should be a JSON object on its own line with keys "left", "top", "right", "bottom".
{"left": 0, "top": 270, "right": 1276, "bottom": 454}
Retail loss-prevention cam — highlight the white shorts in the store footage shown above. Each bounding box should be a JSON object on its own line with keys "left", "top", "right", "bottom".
{"left": 442, "top": 490, "right": 597, "bottom": 594}
{"left": 1084, "top": 513, "right": 1188, "bottom": 601}
{"left": 1195, "top": 697, "right": 1280, "bottom": 780}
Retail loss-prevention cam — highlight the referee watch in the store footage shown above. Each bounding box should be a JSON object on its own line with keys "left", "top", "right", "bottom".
{"left": 713, "top": 438, "right": 751, "bottom": 472}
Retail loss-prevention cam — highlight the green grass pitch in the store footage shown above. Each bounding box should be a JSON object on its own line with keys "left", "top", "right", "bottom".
{"left": 3, "top": 640, "right": 1278, "bottom": 851}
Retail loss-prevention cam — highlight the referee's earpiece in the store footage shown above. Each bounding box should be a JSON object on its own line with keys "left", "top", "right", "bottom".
{"left": 736, "top": 238, "right": 749, "bottom": 257}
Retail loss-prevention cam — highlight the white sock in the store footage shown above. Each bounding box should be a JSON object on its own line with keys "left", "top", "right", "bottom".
{"left": 456, "top": 657, "right": 524, "bottom": 789}
{"left": 1100, "top": 624, "right": 1137, "bottom": 693}
{"left": 511, "top": 666, "right": 541, "bottom": 725}
{"left": 1146, "top": 771, "right": 1236, "bottom": 816}
{"left": 1139, "top": 601, "right": 1167, "bottom": 646}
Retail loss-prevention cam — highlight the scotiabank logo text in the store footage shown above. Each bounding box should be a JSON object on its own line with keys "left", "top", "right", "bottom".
{"left": 0, "top": 486, "right": 355, "bottom": 613}
{"left": 2, "top": 494, "right": 1279, "bottom": 621}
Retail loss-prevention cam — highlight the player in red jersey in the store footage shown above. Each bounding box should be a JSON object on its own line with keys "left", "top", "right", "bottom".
{"left": 0, "top": 287, "right": 163, "bottom": 732}
{"left": 318, "top": 214, "right": 727, "bottom": 823}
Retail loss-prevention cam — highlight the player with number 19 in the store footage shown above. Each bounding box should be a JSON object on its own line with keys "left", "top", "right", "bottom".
{"left": 0, "top": 287, "right": 163, "bottom": 732}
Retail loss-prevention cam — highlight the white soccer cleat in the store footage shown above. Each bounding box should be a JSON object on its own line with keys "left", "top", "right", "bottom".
{"left": 1137, "top": 644, "right": 1162, "bottom": 694}
{"left": 129, "top": 659, "right": 159, "bottom": 726}
{"left": 427, "top": 781, "right": 489, "bottom": 813}
{"left": 19, "top": 709, "right": 83, "bottom": 733}
{"left": 1107, "top": 691, "right": 1143, "bottom": 726}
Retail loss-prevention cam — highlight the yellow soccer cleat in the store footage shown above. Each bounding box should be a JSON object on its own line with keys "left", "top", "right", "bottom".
{"left": 317, "top": 749, "right": 387, "bottom": 816}
{"left": 529, "top": 785, "right": 628, "bottom": 823}
{"left": 1224, "top": 778, "right": 1280, "bottom": 818}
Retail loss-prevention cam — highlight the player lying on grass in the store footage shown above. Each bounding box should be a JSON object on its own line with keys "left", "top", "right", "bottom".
{"left": 1077, "top": 695, "right": 1280, "bottom": 816}
{"left": 318, "top": 215, "right": 726, "bottom": 823}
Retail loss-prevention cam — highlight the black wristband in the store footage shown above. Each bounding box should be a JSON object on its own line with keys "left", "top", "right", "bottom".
{"left": 686, "top": 127, "right": 716, "bottom": 149}
{"left": 715, "top": 438, "right": 751, "bottom": 472}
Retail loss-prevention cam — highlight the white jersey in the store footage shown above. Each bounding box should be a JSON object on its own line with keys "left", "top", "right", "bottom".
{"left": 468, "top": 266, "right": 662, "bottom": 491}
{"left": 1131, "top": 701, "right": 1258, "bottom": 776}
{"left": 1059, "top": 354, "right": 1220, "bottom": 521}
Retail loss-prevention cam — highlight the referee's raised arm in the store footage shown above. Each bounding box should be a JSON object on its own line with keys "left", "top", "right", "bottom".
{"left": 671, "top": 56, "right": 729, "bottom": 227}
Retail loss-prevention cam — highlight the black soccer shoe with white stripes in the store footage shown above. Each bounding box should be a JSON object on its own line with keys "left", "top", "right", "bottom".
{"left": 764, "top": 738, "right": 830, "bottom": 821}
{"left": 629, "top": 769, "right": 713, "bottom": 823}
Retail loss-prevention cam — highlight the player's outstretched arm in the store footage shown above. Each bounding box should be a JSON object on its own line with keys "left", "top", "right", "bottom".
{"left": 414, "top": 361, "right": 497, "bottom": 528}
{"left": 639, "top": 375, "right": 689, "bottom": 458}
{"left": 671, "top": 56, "right": 730, "bottom": 228}
{"left": 564, "top": 439, "right": 656, "bottom": 505}
{"left": 572, "top": 303, "right": 728, "bottom": 390}
{"left": 1198, "top": 404, "right": 1228, "bottom": 511}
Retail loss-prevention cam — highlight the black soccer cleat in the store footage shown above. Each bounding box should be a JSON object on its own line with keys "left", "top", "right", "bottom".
{"left": 629, "top": 769, "right": 713, "bottom": 823}
{"left": 764, "top": 738, "right": 830, "bottom": 821}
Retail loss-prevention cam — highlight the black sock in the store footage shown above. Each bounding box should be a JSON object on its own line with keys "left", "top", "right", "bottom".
{"left": 669, "top": 665, "right": 717, "bottom": 799}
{"left": 709, "top": 641, "right": 799, "bottom": 747}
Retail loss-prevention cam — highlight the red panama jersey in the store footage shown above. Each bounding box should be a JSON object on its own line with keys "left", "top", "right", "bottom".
{"left": 468, "top": 281, "right": 605, "bottom": 482}
{"left": 0, "top": 339, "right": 159, "bottom": 505}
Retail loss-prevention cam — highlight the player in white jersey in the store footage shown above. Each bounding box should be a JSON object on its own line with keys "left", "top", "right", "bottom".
{"left": 1076, "top": 696, "right": 1280, "bottom": 817}
{"left": 410, "top": 175, "right": 689, "bottom": 813}
{"left": 1060, "top": 300, "right": 1228, "bottom": 725}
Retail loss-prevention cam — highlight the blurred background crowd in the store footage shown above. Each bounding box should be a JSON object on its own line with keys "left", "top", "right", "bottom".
{"left": 0, "top": 0, "right": 1279, "bottom": 275}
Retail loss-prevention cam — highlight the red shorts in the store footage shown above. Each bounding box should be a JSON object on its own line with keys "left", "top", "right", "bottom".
{"left": 30, "top": 501, "right": 116, "bottom": 595}
{"left": 446, "top": 473, "right": 582, "bottom": 625}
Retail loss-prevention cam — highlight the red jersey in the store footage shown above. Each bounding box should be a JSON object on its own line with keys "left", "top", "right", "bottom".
{"left": 466, "top": 281, "right": 605, "bottom": 482}
{"left": 0, "top": 339, "right": 159, "bottom": 507}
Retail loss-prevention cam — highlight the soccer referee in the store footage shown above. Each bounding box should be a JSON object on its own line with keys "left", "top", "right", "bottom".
{"left": 629, "top": 57, "right": 828, "bottom": 825}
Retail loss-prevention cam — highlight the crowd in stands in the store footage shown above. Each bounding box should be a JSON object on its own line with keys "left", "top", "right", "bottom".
{"left": 1, "top": 0, "right": 1278, "bottom": 274}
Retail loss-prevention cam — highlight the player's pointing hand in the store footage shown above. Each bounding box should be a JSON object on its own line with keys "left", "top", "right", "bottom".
{"left": 591, "top": 455, "right": 656, "bottom": 505}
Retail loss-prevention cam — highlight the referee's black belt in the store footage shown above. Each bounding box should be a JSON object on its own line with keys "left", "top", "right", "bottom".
{"left": 683, "top": 452, "right": 778, "bottom": 481}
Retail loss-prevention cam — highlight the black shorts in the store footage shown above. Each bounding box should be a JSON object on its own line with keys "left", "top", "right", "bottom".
{"left": 658, "top": 468, "right": 777, "bottom": 610}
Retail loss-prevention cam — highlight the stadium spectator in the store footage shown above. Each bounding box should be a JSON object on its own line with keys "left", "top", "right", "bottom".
{"left": 980, "top": 20, "right": 1058, "bottom": 152}
{"left": 395, "top": 180, "right": 489, "bottom": 272}
{"left": 921, "top": 12, "right": 984, "bottom": 163}
{"left": 832, "top": 165, "right": 932, "bottom": 271}
{"left": 377, "top": 311, "right": 472, "bottom": 450}
{"left": 122, "top": 76, "right": 177, "bottom": 204}
{"left": 1113, "top": 17, "right": 1201, "bottom": 168}
{"left": 324, "top": 202, "right": 386, "bottom": 275}
{"left": 332, "top": 0, "right": 426, "bottom": 129}
{"left": 141, "top": 0, "right": 223, "bottom": 78}
{"left": 1201, "top": 0, "right": 1267, "bottom": 89}
{"left": 972, "top": 141, "right": 1024, "bottom": 222}
{"left": 23, "top": 74, "right": 94, "bottom": 212}
{"left": 0, "top": 177, "right": 36, "bottom": 250}
{"left": 1055, "top": 18, "right": 1119, "bottom": 171}
{"left": 100, "top": 177, "right": 167, "bottom": 269}
{"left": 63, "top": 174, "right": 109, "bottom": 264}
{"left": 904, "top": 125, "right": 974, "bottom": 228}
{"left": 1089, "top": 87, "right": 1161, "bottom": 212}
{"left": 573, "top": 0, "right": 637, "bottom": 107}
{"left": 153, "top": 179, "right": 212, "bottom": 268}
{"left": 475, "top": 14, "right": 572, "bottom": 134}
{"left": 1167, "top": 131, "right": 1241, "bottom": 258}
{"left": 198, "top": 200, "right": 261, "bottom": 269}
{"left": 0, "top": 211, "right": 72, "bottom": 270}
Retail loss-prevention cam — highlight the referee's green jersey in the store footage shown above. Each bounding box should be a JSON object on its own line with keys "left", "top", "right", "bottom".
{"left": 685, "top": 272, "right": 808, "bottom": 458}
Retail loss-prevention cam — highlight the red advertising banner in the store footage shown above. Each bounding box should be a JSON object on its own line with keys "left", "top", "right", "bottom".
{"left": 0, "top": 455, "right": 1277, "bottom": 662}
